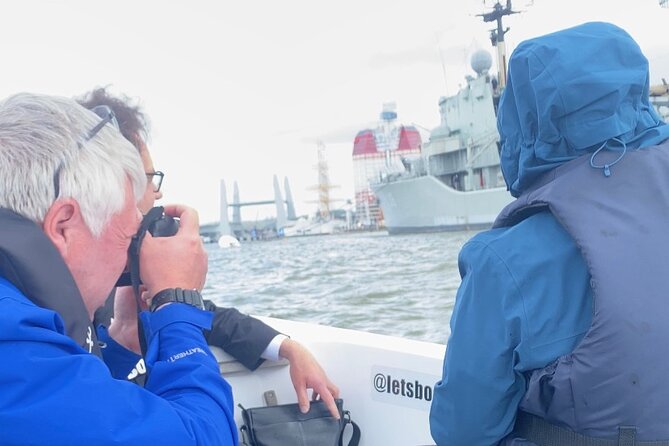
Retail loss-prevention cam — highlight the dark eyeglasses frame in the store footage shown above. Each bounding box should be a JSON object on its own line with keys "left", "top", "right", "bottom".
{"left": 53, "top": 105, "right": 119, "bottom": 198}
{"left": 146, "top": 170, "right": 165, "bottom": 192}
{"left": 86, "top": 105, "right": 119, "bottom": 141}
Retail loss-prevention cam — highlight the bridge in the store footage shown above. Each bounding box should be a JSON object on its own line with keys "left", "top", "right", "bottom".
{"left": 200, "top": 175, "right": 297, "bottom": 241}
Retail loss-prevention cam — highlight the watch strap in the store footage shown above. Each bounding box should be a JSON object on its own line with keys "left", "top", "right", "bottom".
{"left": 150, "top": 288, "right": 204, "bottom": 312}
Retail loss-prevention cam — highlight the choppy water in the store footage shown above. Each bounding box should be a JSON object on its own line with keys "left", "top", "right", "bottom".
{"left": 204, "top": 230, "right": 475, "bottom": 344}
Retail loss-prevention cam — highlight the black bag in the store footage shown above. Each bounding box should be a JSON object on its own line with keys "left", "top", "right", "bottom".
{"left": 239, "top": 399, "right": 361, "bottom": 446}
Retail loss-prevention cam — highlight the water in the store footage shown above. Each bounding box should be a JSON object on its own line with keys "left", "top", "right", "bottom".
{"left": 205, "top": 230, "right": 475, "bottom": 344}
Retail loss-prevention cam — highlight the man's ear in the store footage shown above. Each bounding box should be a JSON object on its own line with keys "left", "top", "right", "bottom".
{"left": 42, "top": 199, "right": 86, "bottom": 260}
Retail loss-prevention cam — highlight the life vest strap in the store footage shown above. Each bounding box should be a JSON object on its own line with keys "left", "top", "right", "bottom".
{"left": 514, "top": 411, "right": 669, "bottom": 446}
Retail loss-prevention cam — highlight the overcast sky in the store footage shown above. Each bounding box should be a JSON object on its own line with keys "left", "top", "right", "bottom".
{"left": 1, "top": 0, "right": 667, "bottom": 223}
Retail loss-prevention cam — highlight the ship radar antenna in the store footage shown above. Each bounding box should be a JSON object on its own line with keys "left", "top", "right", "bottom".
{"left": 477, "top": 0, "right": 522, "bottom": 91}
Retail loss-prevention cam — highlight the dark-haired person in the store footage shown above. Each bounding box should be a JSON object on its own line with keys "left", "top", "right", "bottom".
{"left": 0, "top": 93, "right": 236, "bottom": 444}
{"left": 430, "top": 22, "right": 669, "bottom": 445}
{"left": 79, "top": 87, "right": 340, "bottom": 418}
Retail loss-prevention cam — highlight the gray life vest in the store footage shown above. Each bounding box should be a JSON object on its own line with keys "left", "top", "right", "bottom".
{"left": 493, "top": 140, "right": 669, "bottom": 445}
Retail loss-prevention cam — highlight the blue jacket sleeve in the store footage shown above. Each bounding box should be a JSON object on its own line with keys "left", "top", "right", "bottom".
{"left": 429, "top": 239, "right": 527, "bottom": 446}
{"left": 429, "top": 213, "right": 592, "bottom": 446}
{"left": 0, "top": 299, "right": 237, "bottom": 446}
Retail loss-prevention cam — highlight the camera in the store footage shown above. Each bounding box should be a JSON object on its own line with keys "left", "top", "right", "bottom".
{"left": 115, "top": 207, "right": 179, "bottom": 287}
{"left": 148, "top": 213, "right": 179, "bottom": 237}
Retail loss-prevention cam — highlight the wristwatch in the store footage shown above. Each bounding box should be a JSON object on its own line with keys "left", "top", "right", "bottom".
{"left": 150, "top": 288, "right": 205, "bottom": 312}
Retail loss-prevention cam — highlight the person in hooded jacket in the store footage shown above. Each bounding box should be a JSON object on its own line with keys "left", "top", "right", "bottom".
{"left": 429, "top": 22, "right": 669, "bottom": 446}
{"left": 0, "top": 93, "right": 236, "bottom": 445}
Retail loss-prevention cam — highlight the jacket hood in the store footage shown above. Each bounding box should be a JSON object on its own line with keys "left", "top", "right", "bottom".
{"left": 498, "top": 21, "right": 669, "bottom": 197}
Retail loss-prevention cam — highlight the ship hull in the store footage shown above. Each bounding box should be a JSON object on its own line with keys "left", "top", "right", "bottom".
{"left": 373, "top": 175, "right": 514, "bottom": 234}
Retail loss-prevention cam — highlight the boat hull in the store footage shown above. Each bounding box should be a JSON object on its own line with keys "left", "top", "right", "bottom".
{"left": 373, "top": 175, "right": 513, "bottom": 234}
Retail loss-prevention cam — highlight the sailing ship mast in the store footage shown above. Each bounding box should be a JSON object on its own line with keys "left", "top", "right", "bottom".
{"left": 308, "top": 140, "right": 340, "bottom": 221}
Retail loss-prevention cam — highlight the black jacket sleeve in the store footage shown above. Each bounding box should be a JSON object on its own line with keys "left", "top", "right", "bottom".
{"left": 203, "top": 300, "right": 282, "bottom": 371}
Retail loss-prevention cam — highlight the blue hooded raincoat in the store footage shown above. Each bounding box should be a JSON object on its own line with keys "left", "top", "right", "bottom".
{"left": 429, "top": 22, "right": 669, "bottom": 446}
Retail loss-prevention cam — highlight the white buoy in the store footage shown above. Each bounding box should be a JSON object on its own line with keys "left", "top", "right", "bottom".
{"left": 218, "top": 234, "right": 241, "bottom": 248}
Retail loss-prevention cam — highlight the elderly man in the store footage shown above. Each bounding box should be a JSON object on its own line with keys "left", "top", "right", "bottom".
{"left": 430, "top": 22, "right": 669, "bottom": 445}
{"left": 78, "top": 87, "right": 340, "bottom": 418}
{"left": 0, "top": 93, "right": 236, "bottom": 444}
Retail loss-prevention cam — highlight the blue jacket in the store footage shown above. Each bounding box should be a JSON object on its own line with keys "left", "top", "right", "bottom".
{"left": 0, "top": 210, "right": 237, "bottom": 445}
{"left": 430, "top": 22, "right": 669, "bottom": 445}
{"left": 429, "top": 212, "right": 592, "bottom": 445}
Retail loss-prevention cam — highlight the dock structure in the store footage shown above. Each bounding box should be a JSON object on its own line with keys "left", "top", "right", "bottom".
{"left": 200, "top": 176, "right": 297, "bottom": 242}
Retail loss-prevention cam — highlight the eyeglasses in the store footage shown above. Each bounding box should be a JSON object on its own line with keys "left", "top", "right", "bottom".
{"left": 86, "top": 105, "right": 119, "bottom": 141}
{"left": 53, "top": 105, "right": 120, "bottom": 198}
{"left": 146, "top": 171, "right": 165, "bottom": 192}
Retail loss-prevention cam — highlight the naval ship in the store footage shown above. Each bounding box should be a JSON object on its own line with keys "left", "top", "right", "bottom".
{"left": 373, "top": 2, "right": 669, "bottom": 235}
{"left": 371, "top": 2, "right": 516, "bottom": 234}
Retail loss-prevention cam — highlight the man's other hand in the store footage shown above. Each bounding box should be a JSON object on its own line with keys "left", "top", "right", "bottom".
{"left": 107, "top": 286, "right": 143, "bottom": 354}
{"left": 279, "top": 339, "right": 341, "bottom": 419}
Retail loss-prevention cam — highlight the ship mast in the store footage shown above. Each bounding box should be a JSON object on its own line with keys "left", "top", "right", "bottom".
{"left": 478, "top": 0, "right": 519, "bottom": 91}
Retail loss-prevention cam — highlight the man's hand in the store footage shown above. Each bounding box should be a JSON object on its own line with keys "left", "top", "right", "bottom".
{"left": 106, "top": 287, "right": 142, "bottom": 354}
{"left": 139, "top": 204, "right": 207, "bottom": 305}
{"left": 279, "top": 339, "right": 341, "bottom": 419}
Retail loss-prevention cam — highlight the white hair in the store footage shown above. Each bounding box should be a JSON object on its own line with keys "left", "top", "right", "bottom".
{"left": 0, "top": 93, "right": 145, "bottom": 237}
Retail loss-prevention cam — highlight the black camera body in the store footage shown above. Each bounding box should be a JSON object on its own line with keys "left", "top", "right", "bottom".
{"left": 149, "top": 213, "right": 179, "bottom": 237}
{"left": 115, "top": 207, "right": 179, "bottom": 287}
